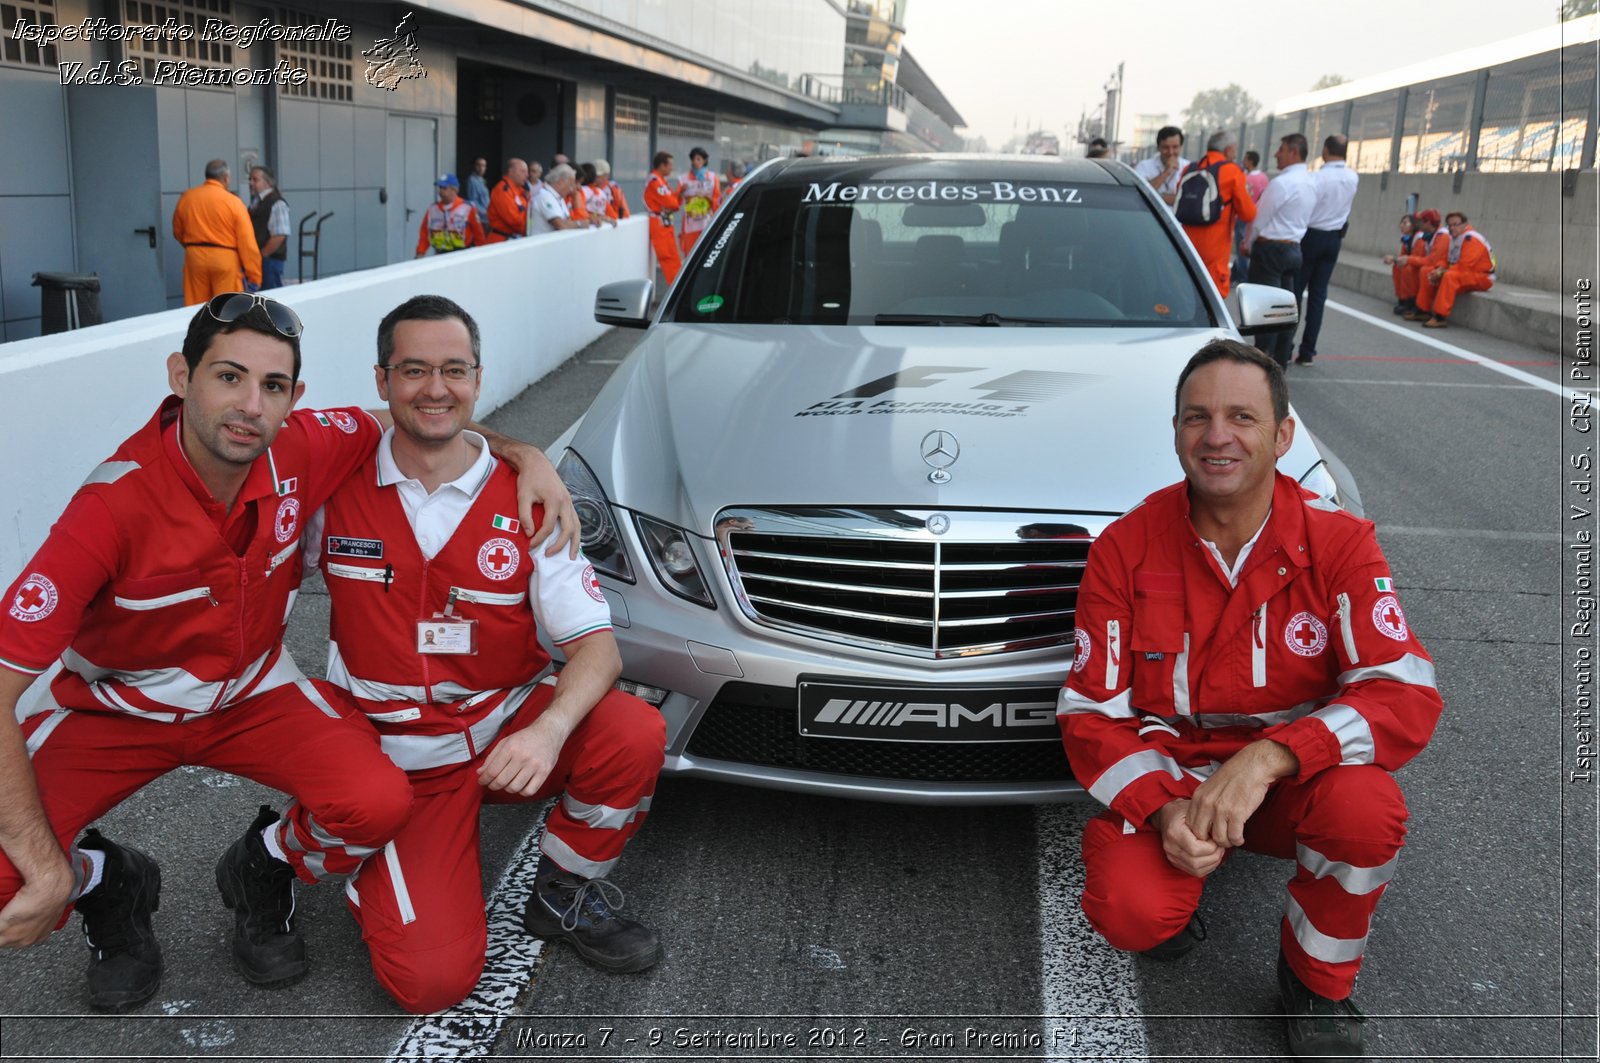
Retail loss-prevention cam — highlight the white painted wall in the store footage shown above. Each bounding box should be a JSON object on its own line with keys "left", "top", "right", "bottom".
{"left": 0, "top": 217, "right": 649, "bottom": 580}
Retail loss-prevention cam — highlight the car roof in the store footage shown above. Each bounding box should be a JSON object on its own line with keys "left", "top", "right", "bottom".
{"left": 756, "top": 153, "right": 1132, "bottom": 188}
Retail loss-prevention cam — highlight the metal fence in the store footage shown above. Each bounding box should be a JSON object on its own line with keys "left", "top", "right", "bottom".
{"left": 1238, "top": 41, "right": 1596, "bottom": 175}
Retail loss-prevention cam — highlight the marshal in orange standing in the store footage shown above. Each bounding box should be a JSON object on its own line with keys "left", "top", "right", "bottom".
{"left": 643, "top": 152, "right": 683, "bottom": 284}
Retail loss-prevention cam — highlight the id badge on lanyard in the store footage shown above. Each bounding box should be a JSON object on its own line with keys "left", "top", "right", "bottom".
{"left": 417, "top": 587, "right": 478, "bottom": 655}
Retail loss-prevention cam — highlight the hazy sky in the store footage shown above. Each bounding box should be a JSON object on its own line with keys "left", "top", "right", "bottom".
{"left": 904, "top": 0, "right": 1566, "bottom": 150}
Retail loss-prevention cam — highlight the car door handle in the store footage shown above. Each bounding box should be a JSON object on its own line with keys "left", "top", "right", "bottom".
{"left": 134, "top": 226, "right": 156, "bottom": 249}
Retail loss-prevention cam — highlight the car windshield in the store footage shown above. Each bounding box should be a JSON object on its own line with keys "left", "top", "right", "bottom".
{"left": 670, "top": 172, "right": 1212, "bottom": 328}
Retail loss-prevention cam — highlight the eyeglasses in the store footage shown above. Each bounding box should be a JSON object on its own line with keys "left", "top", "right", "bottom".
{"left": 206, "top": 292, "right": 303, "bottom": 338}
{"left": 380, "top": 360, "right": 480, "bottom": 382}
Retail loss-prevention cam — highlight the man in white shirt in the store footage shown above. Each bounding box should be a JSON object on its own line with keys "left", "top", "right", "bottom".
{"left": 529, "top": 164, "right": 581, "bottom": 235}
{"left": 1243, "top": 133, "right": 1316, "bottom": 368}
{"left": 1133, "top": 125, "right": 1190, "bottom": 211}
{"left": 1292, "top": 135, "right": 1360, "bottom": 366}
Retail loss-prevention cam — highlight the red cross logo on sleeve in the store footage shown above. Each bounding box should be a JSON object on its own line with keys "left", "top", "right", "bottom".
{"left": 477, "top": 537, "right": 521, "bottom": 581}
{"left": 274, "top": 497, "right": 301, "bottom": 543}
{"left": 9, "top": 573, "right": 59, "bottom": 623}
{"left": 1371, "top": 594, "right": 1409, "bottom": 641}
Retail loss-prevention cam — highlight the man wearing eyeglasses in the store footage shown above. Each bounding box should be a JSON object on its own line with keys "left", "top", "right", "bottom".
{"left": 1412, "top": 212, "right": 1495, "bottom": 329}
{"left": 0, "top": 293, "right": 578, "bottom": 1011}
{"left": 302, "top": 295, "right": 664, "bottom": 1012}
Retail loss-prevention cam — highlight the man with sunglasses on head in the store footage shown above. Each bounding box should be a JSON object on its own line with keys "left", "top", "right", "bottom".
{"left": 304, "top": 296, "right": 664, "bottom": 1012}
{"left": 0, "top": 293, "right": 578, "bottom": 1011}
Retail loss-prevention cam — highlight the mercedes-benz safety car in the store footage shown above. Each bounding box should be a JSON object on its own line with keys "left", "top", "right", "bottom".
{"left": 554, "top": 153, "right": 1356, "bottom": 804}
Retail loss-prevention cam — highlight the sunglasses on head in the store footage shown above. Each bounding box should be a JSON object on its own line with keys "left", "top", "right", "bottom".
{"left": 205, "top": 292, "right": 304, "bottom": 339}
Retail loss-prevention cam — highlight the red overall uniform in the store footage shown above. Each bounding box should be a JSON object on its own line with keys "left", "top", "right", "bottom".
{"left": 643, "top": 172, "right": 683, "bottom": 284}
{"left": 1418, "top": 229, "right": 1495, "bottom": 320}
{"left": 1058, "top": 473, "right": 1442, "bottom": 1000}
{"left": 0, "top": 400, "right": 411, "bottom": 916}
{"left": 313, "top": 440, "right": 663, "bottom": 1012}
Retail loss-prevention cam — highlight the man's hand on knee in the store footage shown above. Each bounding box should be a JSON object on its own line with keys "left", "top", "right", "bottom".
{"left": 1152, "top": 799, "right": 1225, "bottom": 878}
{"left": 1186, "top": 739, "right": 1299, "bottom": 847}
{"left": 0, "top": 856, "right": 75, "bottom": 948}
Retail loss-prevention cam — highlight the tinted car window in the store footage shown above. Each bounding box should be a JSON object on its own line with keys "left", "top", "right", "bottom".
{"left": 672, "top": 177, "right": 1211, "bottom": 328}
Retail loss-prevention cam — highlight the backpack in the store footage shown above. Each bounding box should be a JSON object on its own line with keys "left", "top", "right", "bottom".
{"left": 1173, "top": 158, "right": 1232, "bottom": 226}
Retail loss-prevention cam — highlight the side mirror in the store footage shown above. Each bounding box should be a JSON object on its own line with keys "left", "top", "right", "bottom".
{"left": 1233, "top": 282, "right": 1299, "bottom": 335}
{"left": 594, "top": 279, "right": 654, "bottom": 329}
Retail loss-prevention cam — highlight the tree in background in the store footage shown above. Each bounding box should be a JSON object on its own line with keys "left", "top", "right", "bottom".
{"left": 1181, "top": 84, "right": 1262, "bottom": 139}
{"left": 1311, "top": 74, "right": 1349, "bottom": 91}
{"left": 1563, "top": 0, "right": 1596, "bottom": 19}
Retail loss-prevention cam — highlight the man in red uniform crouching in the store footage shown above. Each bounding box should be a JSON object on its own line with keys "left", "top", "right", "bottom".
{"left": 1058, "top": 340, "right": 1442, "bottom": 1058}
{"left": 305, "top": 295, "right": 666, "bottom": 1013}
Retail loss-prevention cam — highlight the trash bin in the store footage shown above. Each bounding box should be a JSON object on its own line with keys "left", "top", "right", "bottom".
{"left": 31, "top": 272, "right": 103, "bottom": 334}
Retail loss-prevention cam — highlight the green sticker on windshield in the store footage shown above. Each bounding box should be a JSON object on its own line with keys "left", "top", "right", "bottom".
{"left": 696, "top": 295, "right": 725, "bottom": 313}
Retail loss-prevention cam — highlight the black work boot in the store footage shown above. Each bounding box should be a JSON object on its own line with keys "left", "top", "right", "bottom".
{"left": 522, "top": 855, "right": 662, "bottom": 973}
{"left": 1139, "top": 913, "right": 1206, "bottom": 962}
{"left": 214, "top": 805, "right": 307, "bottom": 986}
{"left": 1278, "top": 949, "right": 1365, "bottom": 1057}
{"left": 75, "top": 829, "right": 163, "bottom": 1011}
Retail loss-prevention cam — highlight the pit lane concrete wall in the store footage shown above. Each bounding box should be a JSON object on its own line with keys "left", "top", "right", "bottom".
{"left": 0, "top": 217, "right": 649, "bottom": 580}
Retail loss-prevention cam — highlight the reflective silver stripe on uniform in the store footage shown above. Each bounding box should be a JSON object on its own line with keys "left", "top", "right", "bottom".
{"left": 374, "top": 678, "right": 548, "bottom": 771}
{"left": 1056, "top": 686, "right": 1135, "bottom": 718}
{"left": 1311, "top": 703, "right": 1375, "bottom": 764}
{"left": 1088, "top": 748, "right": 1183, "bottom": 807}
{"left": 1337, "top": 654, "right": 1436, "bottom": 691}
{"left": 327, "top": 641, "right": 479, "bottom": 704}
{"left": 1195, "top": 700, "right": 1321, "bottom": 729}
{"left": 1173, "top": 632, "right": 1192, "bottom": 715}
{"left": 560, "top": 794, "right": 652, "bottom": 831}
{"left": 24, "top": 709, "right": 71, "bottom": 757}
{"left": 295, "top": 678, "right": 343, "bottom": 720}
{"left": 61, "top": 644, "right": 289, "bottom": 718}
{"left": 267, "top": 542, "right": 298, "bottom": 577}
{"left": 1284, "top": 894, "right": 1368, "bottom": 963}
{"left": 282, "top": 587, "right": 298, "bottom": 623}
{"left": 539, "top": 830, "right": 619, "bottom": 879}
{"left": 326, "top": 563, "right": 388, "bottom": 582}
{"left": 1296, "top": 843, "right": 1398, "bottom": 896}
{"left": 384, "top": 842, "right": 418, "bottom": 925}
{"left": 1104, "top": 619, "right": 1121, "bottom": 690}
{"left": 1305, "top": 496, "right": 1342, "bottom": 513}
{"left": 80, "top": 460, "right": 140, "bottom": 487}
{"left": 1137, "top": 715, "right": 1180, "bottom": 739}
{"left": 1251, "top": 604, "right": 1267, "bottom": 689}
{"left": 345, "top": 878, "right": 361, "bottom": 908}
{"left": 450, "top": 586, "right": 526, "bottom": 606}
{"left": 113, "top": 586, "right": 213, "bottom": 610}
{"left": 1337, "top": 592, "right": 1359, "bottom": 664}
{"left": 1181, "top": 760, "right": 1221, "bottom": 783}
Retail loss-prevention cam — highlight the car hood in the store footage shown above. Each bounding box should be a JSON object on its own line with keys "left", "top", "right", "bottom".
{"left": 569, "top": 324, "right": 1323, "bottom": 534}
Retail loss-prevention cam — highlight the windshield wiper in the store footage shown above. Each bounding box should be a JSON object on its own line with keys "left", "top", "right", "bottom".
{"left": 872, "top": 312, "right": 1076, "bottom": 326}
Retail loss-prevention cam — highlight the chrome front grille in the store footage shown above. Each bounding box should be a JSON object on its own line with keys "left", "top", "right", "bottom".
{"left": 716, "top": 509, "right": 1097, "bottom": 659}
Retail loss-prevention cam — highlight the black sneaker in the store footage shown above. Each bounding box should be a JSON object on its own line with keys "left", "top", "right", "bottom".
{"left": 215, "top": 805, "right": 307, "bottom": 986}
{"left": 75, "top": 829, "right": 163, "bottom": 1011}
{"left": 1139, "top": 913, "right": 1205, "bottom": 961}
{"left": 1278, "top": 950, "right": 1365, "bottom": 1057}
{"left": 1391, "top": 300, "right": 1415, "bottom": 316}
{"left": 1294, "top": 354, "right": 1316, "bottom": 367}
{"left": 523, "top": 860, "right": 662, "bottom": 973}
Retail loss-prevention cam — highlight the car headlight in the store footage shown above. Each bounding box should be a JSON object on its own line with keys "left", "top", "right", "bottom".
{"left": 635, "top": 515, "right": 715, "bottom": 608}
{"left": 1299, "top": 460, "right": 1343, "bottom": 509}
{"left": 556, "top": 449, "right": 634, "bottom": 582}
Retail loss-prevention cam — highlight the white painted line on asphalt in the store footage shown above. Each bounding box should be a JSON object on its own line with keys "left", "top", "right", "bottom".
{"left": 385, "top": 803, "right": 552, "bottom": 1062}
{"left": 1036, "top": 805, "right": 1151, "bottom": 1062}
{"left": 1326, "top": 300, "right": 1589, "bottom": 403}
{"left": 1379, "top": 525, "right": 1563, "bottom": 542}
{"left": 1292, "top": 377, "right": 1538, "bottom": 389}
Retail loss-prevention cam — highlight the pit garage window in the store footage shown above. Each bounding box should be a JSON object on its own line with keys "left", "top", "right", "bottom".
{"left": 673, "top": 180, "right": 1211, "bottom": 328}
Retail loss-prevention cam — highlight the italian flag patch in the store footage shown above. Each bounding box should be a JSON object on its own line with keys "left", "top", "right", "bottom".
{"left": 492, "top": 514, "right": 520, "bottom": 533}
{"left": 1374, "top": 577, "right": 1393, "bottom": 592}
{"left": 314, "top": 413, "right": 331, "bottom": 426}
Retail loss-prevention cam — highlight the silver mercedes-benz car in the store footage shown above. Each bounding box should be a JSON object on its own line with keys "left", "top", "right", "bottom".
{"left": 555, "top": 153, "right": 1355, "bottom": 805}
